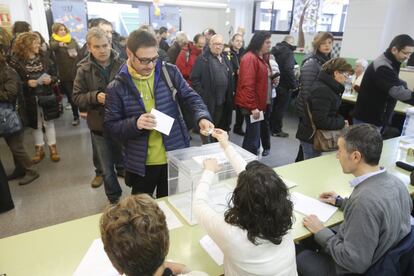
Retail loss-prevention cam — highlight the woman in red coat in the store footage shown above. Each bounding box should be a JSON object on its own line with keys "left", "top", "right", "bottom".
{"left": 235, "top": 31, "right": 273, "bottom": 155}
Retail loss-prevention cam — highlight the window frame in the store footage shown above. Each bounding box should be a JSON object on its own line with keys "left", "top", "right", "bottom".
{"left": 252, "top": 0, "right": 347, "bottom": 37}
{"left": 252, "top": 0, "right": 294, "bottom": 34}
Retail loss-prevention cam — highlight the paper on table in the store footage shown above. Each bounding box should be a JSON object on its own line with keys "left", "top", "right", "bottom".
{"left": 199, "top": 235, "right": 224, "bottom": 266}
{"left": 192, "top": 152, "right": 228, "bottom": 165}
{"left": 282, "top": 179, "right": 298, "bottom": 189}
{"left": 250, "top": 111, "right": 264, "bottom": 123}
{"left": 150, "top": 108, "right": 174, "bottom": 136}
{"left": 291, "top": 192, "right": 338, "bottom": 222}
{"left": 73, "top": 239, "right": 118, "bottom": 276}
{"left": 157, "top": 201, "right": 183, "bottom": 230}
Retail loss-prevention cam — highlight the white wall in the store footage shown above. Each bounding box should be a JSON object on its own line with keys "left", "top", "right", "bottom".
{"left": 341, "top": 0, "right": 414, "bottom": 60}
{"left": 5, "top": 0, "right": 49, "bottom": 40}
{"left": 181, "top": 6, "right": 234, "bottom": 42}
{"left": 0, "top": 0, "right": 30, "bottom": 24}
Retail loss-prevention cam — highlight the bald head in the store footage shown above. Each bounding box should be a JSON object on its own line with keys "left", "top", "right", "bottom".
{"left": 209, "top": 34, "right": 224, "bottom": 56}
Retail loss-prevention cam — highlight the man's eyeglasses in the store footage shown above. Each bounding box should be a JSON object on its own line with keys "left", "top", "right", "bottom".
{"left": 133, "top": 53, "right": 159, "bottom": 65}
{"left": 340, "top": 72, "right": 350, "bottom": 78}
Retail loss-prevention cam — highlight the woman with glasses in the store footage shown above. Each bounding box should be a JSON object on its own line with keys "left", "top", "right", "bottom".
{"left": 296, "top": 58, "right": 353, "bottom": 159}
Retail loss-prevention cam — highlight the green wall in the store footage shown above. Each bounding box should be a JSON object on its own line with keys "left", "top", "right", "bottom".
{"left": 293, "top": 52, "right": 369, "bottom": 67}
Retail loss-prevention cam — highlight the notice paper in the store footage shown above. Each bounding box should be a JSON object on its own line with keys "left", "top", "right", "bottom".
{"left": 200, "top": 235, "right": 224, "bottom": 266}
{"left": 291, "top": 192, "right": 338, "bottom": 222}
{"left": 158, "top": 201, "right": 183, "bottom": 230}
{"left": 73, "top": 239, "right": 118, "bottom": 276}
{"left": 150, "top": 108, "right": 174, "bottom": 136}
{"left": 250, "top": 111, "right": 264, "bottom": 123}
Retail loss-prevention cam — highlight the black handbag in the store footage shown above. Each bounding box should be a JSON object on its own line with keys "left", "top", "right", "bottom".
{"left": 0, "top": 102, "right": 23, "bottom": 137}
{"left": 37, "top": 94, "right": 60, "bottom": 121}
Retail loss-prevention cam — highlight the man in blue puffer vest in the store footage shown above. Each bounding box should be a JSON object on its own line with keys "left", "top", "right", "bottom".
{"left": 104, "top": 30, "right": 213, "bottom": 198}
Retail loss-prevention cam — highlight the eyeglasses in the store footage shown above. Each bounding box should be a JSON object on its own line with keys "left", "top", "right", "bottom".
{"left": 400, "top": 50, "right": 413, "bottom": 56}
{"left": 132, "top": 53, "right": 159, "bottom": 65}
{"left": 340, "top": 72, "right": 350, "bottom": 78}
{"left": 212, "top": 43, "right": 224, "bottom": 47}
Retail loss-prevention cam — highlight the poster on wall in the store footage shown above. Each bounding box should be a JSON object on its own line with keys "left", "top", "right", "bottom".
{"left": 51, "top": 0, "right": 87, "bottom": 45}
{"left": 0, "top": 4, "right": 12, "bottom": 33}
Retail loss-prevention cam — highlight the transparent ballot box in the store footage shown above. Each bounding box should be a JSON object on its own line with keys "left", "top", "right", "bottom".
{"left": 167, "top": 142, "right": 257, "bottom": 225}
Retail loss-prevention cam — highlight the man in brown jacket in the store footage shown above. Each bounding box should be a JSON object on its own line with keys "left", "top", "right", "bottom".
{"left": 73, "top": 27, "right": 124, "bottom": 204}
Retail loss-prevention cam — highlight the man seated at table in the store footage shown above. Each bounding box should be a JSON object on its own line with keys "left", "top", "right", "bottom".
{"left": 100, "top": 194, "right": 207, "bottom": 276}
{"left": 296, "top": 123, "right": 413, "bottom": 275}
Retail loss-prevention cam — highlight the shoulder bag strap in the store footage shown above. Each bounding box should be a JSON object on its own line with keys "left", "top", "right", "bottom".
{"left": 161, "top": 61, "right": 183, "bottom": 118}
{"left": 306, "top": 102, "right": 317, "bottom": 138}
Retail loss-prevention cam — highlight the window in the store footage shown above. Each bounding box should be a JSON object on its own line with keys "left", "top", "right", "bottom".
{"left": 253, "top": 0, "right": 349, "bottom": 36}
{"left": 252, "top": 0, "right": 294, "bottom": 34}
{"left": 316, "top": 0, "right": 349, "bottom": 35}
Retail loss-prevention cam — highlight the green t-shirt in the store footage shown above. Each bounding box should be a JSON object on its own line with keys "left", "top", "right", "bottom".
{"left": 132, "top": 75, "right": 167, "bottom": 165}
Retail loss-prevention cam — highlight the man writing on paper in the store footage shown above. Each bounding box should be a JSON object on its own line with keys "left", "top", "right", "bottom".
{"left": 104, "top": 30, "right": 213, "bottom": 198}
{"left": 296, "top": 124, "right": 412, "bottom": 275}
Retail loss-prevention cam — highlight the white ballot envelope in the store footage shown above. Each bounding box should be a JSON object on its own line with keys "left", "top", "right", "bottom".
{"left": 250, "top": 111, "right": 264, "bottom": 123}
{"left": 150, "top": 108, "right": 174, "bottom": 136}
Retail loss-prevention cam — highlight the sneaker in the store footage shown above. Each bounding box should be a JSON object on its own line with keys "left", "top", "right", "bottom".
{"left": 272, "top": 131, "right": 289, "bottom": 138}
{"left": 72, "top": 118, "right": 80, "bottom": 126}
{"left": 262, "top": 149, "right": 270, "bottom": 156}
{"left": 91, "top": 175, "right": 103, "bottom": 188}
{"left": 65, "top": 104, "right": 72, "bottom": 110}
{"left": 7, "top": 170, "right": 26, "bottom": 181}
{"left": 18, "top": 170, "right": 39, "bottom": 185}
{"left": 109, "top": 197, "right": 120, "bottom": 205}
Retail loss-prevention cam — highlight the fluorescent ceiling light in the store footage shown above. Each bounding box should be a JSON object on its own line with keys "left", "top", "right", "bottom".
{"left": 137, "top": 0, "right": 228, "bottom": 9}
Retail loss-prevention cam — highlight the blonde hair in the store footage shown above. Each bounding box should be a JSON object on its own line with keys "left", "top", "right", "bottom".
{"left": 52, "top": 22, "right": 69, "bottom": 34}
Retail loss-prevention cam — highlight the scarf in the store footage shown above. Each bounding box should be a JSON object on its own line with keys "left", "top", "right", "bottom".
{"left": 52, "top": 33, "right": 71, "bottom": 44}
{"left": 127, "top": 59, "right": 155, "bottom": 80}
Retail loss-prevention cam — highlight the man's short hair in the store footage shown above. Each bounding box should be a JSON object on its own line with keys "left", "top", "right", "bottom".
{"left": 90, "top": 18, "right": 112, "bottom": 28}
{"left": 203, "top": 28, "right": 216, "bottom": 36}
{"left": 86, "top": 27, "right": 110, "bottom": 45}
{"left": 388, "top": 34, "right": 414, "bottom": 51}
{"left": 100, "top": 194, "right": 169, "bottom": 276}
{"left": 175, "top": 31, "right": 188, "bottom": 46}
{"left": 127, "top": 30, "right": 157, "bottom": 53}
{"left": 342, "top": 124, "right": 383, "bottom": 165}
{"left": 193, "top": 33, "right": 204, "bottom": 44}
{"left": 159, "top": 27, "right": 168, "bottom": 35}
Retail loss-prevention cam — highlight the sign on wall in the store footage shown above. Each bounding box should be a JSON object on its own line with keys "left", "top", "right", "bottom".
{"left": 51, "top": 0, "right": 87, "bottom": 45}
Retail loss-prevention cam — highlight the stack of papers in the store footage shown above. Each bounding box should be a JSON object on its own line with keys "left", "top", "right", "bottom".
{"left": 199, "top": 235, "right": 224, "bottom": 265}
{"left": 291, "top": 192, "right": 338, "bottom": 222}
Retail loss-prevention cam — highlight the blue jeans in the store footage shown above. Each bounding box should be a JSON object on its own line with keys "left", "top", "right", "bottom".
{"left": 300, "top": 141, "right": 321, "bottom": 160}
{"left": 91, "top": 132, "right": 122, "bottom": 202}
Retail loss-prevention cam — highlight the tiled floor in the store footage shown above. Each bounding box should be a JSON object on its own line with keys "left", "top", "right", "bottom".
{"left": 0, "top": 108, "right": 300, "bottom": 238}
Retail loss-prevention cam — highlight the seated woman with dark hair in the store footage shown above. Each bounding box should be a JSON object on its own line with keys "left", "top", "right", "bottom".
{"left": 193, "top": 129, "right": 297, "bottom": 276}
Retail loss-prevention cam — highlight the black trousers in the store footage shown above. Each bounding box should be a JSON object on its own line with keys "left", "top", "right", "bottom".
{"left": 126, "top": 164, "right": 168, "bottom": 198}
{"left": 0, "top": 158, "right": 14, "bottom": 213}
{"left": 4, "top": 131, "right": 33, "bottom": 173}
{"left": 201, "top": 105, "right": 224, "bottom": 144}
{"left": 60, "top": 81, "right": 79, "bottom": 119}
{"left": 234, "top": 107, "right": 245, "bottom": 131}
{"left": 271, "top": 86, "right": 291, "bottom": 133}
